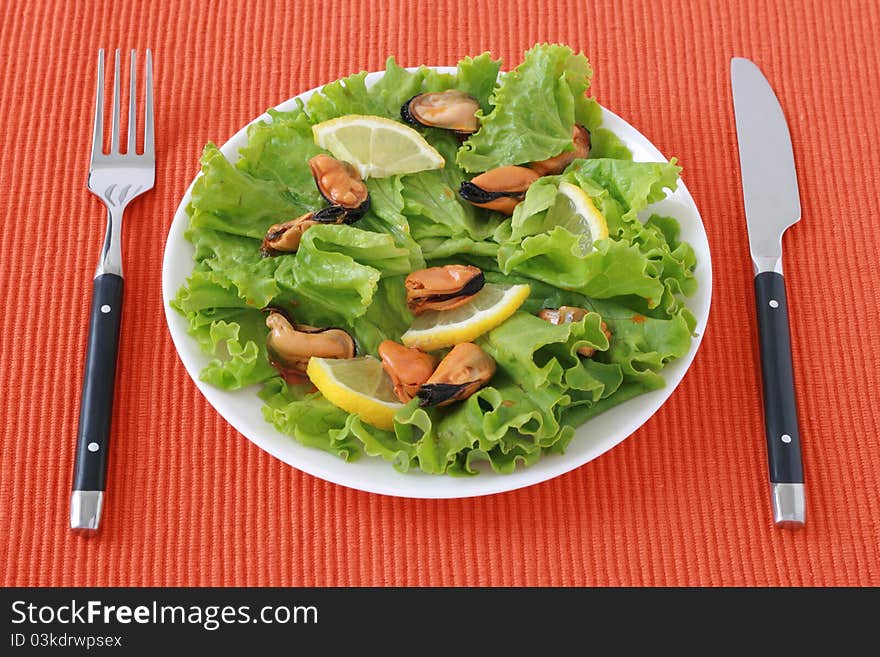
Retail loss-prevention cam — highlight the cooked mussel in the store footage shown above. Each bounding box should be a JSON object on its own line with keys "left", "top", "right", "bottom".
{"left": 416, "top": 342, "right": 496, "bottom": 407}
{"left": 537, "top": 306, "right": 611, "bottom": 357}
{"left": 401, "top": 90, "right": 480, "bottom": 135}
{"left": 261, "top": 212, "right": 319, "bottom": 256}
{"left": 459, "top": 165, "right": 540, "bottom": 215}
{"left": 405, "top": 264, "right": 485, "bottom": 315}
{"left": 527, "top": 124, "right": 591, "bottom": 176}
{"left": 378, "top": 340, "right": 438, "bottom": 403}
{"left": 309, "top": 154, "right": 370, "bottom": 222}
{"left": 311, "top": 205, "right": 350, "bottom": 224}
{"left": 265, "top": 309, "right": 356, "bottom": 380}
{"left": 537, "top": 306, "right": 590, "bottom": 325}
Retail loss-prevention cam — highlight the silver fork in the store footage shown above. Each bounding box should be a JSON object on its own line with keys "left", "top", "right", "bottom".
{"left": 71, "top": 49, "right": 155, "bottom": 533}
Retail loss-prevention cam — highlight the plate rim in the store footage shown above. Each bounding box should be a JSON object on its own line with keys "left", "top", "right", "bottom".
{"left": 161, "top": 65, "right": 713, "bottom": 498}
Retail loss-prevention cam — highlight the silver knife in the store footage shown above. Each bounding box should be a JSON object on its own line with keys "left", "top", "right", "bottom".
{"left": 731, "top": 57, "right": 805, "bottom": 529}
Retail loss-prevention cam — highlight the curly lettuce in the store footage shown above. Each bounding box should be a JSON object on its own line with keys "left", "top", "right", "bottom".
{"left": 456, "top": 43, "right": 602, "bottom": 172}
{"left": 495, "top": 157, "right": 695, "bottom": 315}
{"left": 304, "top": 54, "right": 501, "bottom": 125}
{"left": 171, "top": 44, "right": 698, "bottom": 475}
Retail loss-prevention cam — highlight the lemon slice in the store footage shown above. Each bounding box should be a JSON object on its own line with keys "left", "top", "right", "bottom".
{"left": 546, "top": 181, "right": 609, "bottom": 253}
{"left": 306, "top": 356, "right": 404, "bottom": 431}
{"left": 401, "top": 283, "right": 531, "bottom": 351}
{"left": 312, "top": 115, "right": 445, "bottom": 178}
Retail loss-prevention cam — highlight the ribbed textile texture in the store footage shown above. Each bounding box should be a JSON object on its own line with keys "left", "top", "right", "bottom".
{"left": 1, "top": 0, "right": 878, "bottom": 586}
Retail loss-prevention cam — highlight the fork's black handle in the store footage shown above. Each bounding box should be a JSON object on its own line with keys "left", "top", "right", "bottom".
{"left": 754, "top": 272, "right": 803, "bottom": 484}
{"left": 72, "top": 273, "right": 123, "bottom": 492}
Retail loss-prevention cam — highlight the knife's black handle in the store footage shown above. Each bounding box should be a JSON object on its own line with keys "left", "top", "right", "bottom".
{"left": 72, "top": 273, "right": 123, "bottom": 492}
{"left": 754, "top": 271, "right": 803, "bottom": 484}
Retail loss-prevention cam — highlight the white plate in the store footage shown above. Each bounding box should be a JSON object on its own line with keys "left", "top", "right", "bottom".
{"left": 162, "top": 67, "right": 712, "bottom": 498}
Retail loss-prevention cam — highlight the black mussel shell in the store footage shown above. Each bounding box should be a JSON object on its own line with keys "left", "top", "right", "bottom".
{"left": 417, "top": 382, "right": 471, "bottom": 407}
{"left": 459, "top": 182, "right": 523, "bottom": 204}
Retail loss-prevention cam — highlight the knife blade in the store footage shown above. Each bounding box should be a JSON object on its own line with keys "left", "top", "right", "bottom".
{"left": 731, "top": 57, "right": 805, "bottom": 529}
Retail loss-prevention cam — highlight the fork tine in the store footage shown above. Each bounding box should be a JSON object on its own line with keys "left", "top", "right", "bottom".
{"left": 127, "top": 50, "right": 137, "bottom": 155}
{"left": 144, "top": 49, "right": 154, "bottom": 158}
{"left": 110, "top": 49, "right": 121, "bottom": 153}
{"left": 90, "top": 49, "right": 105, "bottom": 160}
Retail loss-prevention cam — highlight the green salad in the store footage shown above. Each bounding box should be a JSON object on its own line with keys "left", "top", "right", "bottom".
{"left": 171, "top": 43, "right": 698, "bottom": 475}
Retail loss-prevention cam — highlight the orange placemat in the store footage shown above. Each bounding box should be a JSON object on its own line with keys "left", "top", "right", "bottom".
{"left": 1, "top": 0, "right": 878, "bottom": 587}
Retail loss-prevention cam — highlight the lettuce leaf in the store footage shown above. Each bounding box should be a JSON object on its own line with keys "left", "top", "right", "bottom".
{"left": 260, "top": 377, "right": 367, "bottom": 461}
{"left": 235, "top": 108, "right": 325, "bottom": 202}
{"left": 170, "top": 247, "right": 272, "bottom": 391}
{"left": 480, "top": 312, "right": 610, "bottom": 391}
{"left": 261, "top": 376, "right": 421, "bottom": 469}
{"left": 588, "top": 127, "right": 633, "bottom": 160}
{"left": 456, "top": 44, "right": 599, "bottom": 172}
{"left": 567, "top": 159, "right": 696, "bottom": 314}
{"left": 392, "top": 371, "right": 573, "bottom": 475}
{"left": 591, "top": 297, "right": 693, "bottom": 388}
{"left": 184, "top": 227, "right": 280, "bottom": 308}
{"left": 389, "top": 311, "right": 620, "bottom": 474}
{"left": 198, "top": 311, "right": 277, "bottom": 389}
{"left": 273, "top": 224, "right": 411, "bottom": 326}
{"left": 419, "top": 236, "right": 500, "bottom": 262}
{"left": 296, "top": 223, "right": 413, "bottom": 276}
{"left": 170, "top": 304, "right": 277, "bottom": 390}
{"left": 367, "top": 57, "right": 432, "bottom": 118}
{"left": 303, "top": 53, "right": 501, "bottom": 126}
{"left": 498, "top": 226, "right": 666, "bottom": 304}
{"left": 304, "top": 71, "right": 387, "bottom": 124}
{"left": 188, "top": 143, "right": 310, "bottom": 239}
{"left": 400, "top": 133, "right": 500, "bottom": 242}
{"left": 359, "top": 176, "right": 424, "bottom": 270}
{"left": 346, "top": 276, "right": 413, "bottom": 356}
{"left": 495, "top": 157, "right": 694, "bottom": 311}
{"left": 567, "top": 158, "right": 681, "bottom": 228}
{"left": 172, "top": 267, "right": 256, "bottom": 314}
{"left": 454, "top": 53, "right": 502, "bottom": 113}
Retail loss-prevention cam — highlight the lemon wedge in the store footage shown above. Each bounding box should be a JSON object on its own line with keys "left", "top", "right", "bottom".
{"left": 312, "top": 114, "right": 445, "bottom": 178}
{"left": 546, "top": 181, "right": 609, "bottom": 253}
{"left": 306, "top": 356, "right": 404, "bottom": 431}
{"left": 401, "top": 283, "right": 531, "bottom": 351}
